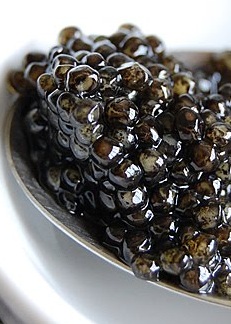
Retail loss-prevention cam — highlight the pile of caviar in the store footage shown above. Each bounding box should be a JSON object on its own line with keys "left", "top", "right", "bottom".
{"left": 8, "top": 24, "right": 231, "bottom": 297}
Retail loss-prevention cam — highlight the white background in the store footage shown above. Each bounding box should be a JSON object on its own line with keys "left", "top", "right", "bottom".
{"left": 0, "top": 0, "right": 231, "bottom": 323}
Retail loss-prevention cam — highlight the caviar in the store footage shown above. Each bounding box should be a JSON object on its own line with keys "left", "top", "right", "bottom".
{"left": 8, "top": 24, "right": 231, "bottom": 298}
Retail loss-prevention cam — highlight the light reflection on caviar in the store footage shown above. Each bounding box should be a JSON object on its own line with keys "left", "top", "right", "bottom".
{"left": 8, "top": 23, "right": 231, "bottom": 298}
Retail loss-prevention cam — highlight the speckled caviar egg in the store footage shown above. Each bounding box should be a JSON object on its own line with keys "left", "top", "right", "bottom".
{"left": 172, "top": 72, "right": 196, "bottom": 96}
{"left": 148, "top": 78, "right": 172, "bottom": 102}
{"left": 67, "top": 35, "right": 92, "bottom": 54}
{"left": 193, "top": 200, "right": 222, "bottom": 230}
{"left": 183, "top": 233, "right": 218, "bottom": 265}
{"left": 215, "top": 224, "right": 231, "bottom": 256}
{"left": 138, "top": 148, "right": 167, "bottom": 185}
{"left": 67, "top": 65, "right": 100, "bottom": 96}
{"left": 116, "top": 186, "right": 148, "bottom": 213}
{"left": 175, "top": 107, "right": 204, "bottom": 142}
{"left": 123, "top": 205, "right": 154, "bottom": 227}
{"left": 123, "top": 229, "right": 152, "bottom": 264}
{"left": 108, "top": 159, "right": 143, "bottom": 190}
{"left": 105, "top": 97, "right": 139, "bottom": 127}
{"left": 131, "top": 253, "right": 160, "bottom": 280}
{"left": 219, "top": 83, "right": 231, "bottom": 108}
{"left": 104, "top": 221, "right": 127, "bottom": 253}
{"left": 24, "top": 62, "right": 47, "bottom": 87}
{"left": 120, "top": 35, "right": 152, "bottom": 59}
{"left": 37, "top": 73, "right": 56, "bottom": 98}
{"left": 148, "top": 63, "right": 170, "bottom": 80}
{"left": 214, "top": 259, "right": 231, "bottom": 296}
{"left": 150, "top": 214, "right": 176, "bottom": 238}
{"left": 205, "top": 122, "right": 231, "bottom": 149}
{"left": 107, "top": 127, "right": 137, "bottom": 152}
{"left": 92, "top": 39, "right": 117, "bottom": 58}
{"left": 91, "top": 136, "right": 123, "bottom": 168}
{"left": 180, "top": 265, "right": 214, "bottom": 293}
{"left": 118, "top": 62, "right": 152, "bottom": 92}
{"left": 189, "top": 140, "right": 219, "bottom": 173}
{"left": 146, "top": 35, "right": 165, "bottom": 58}
{"left": 203, "top": 94, "right": 228, "bottom": 119}
{"left": 135, "top": 116, "right": 162, "bottom": 148}
{"left": 150, "top": 183, "right": 178, "bottom": 213}
{"left": 58, "top": 26, "right": 82, "bottom": 46}
{"left": 107, "top": 52, "right": 133, "bottom": 68}
{"left": 160, "top": 247, "right": 191, "bottom": 276}
{"left": 81, "top": 52, "right": 106, "bottom": 70}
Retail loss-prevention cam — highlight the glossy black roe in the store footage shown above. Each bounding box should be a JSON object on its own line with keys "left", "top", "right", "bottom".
{"left": 107, "top": 52, "right": 133, "bottom": 68}
{"left": 67, "top": 36, "right": 92, "bottom": 53}
{"left": 219, "top": 83, "right": 231, "bottom": 108}
{"left": 148, "top": 78, "right": 172, "bottom": 102}
{"left": 91, "top": 136, "right": 123, "bottom": 168}
{"left": 123, "top": 205, "right": 154, "bottom": 227}
{"left": 51, "top": 54, "right": 78, "bottom": 70}
{"left": 160, "top": 247, "right": 191, "bottom": 276}
{"left": 107, "top": 127, "right": 137, "bottom": 152}
{"left": 138, "top": 148, "right": 167, "bottom": 185}
{"left": 158, "top": 134, "right": 182, "bottom": 166}
{"left": 109, "top": 159, "right": 143, "bottom": 189}
{"left": 105, "top": 97, "right": 139, "bottom": 127}
{"left": 175, "top": 107, "right": 204, "bottom": 141}
{"left": 205, "top": 122, "right": 231, "bottom": 149}
{"left": 150, "top": 214, "right": 175, "bottom": 238}
{"left": 216, "top": 224, "right": 231, "bottom": 257}
{"left": 81, "top": 52, "right": 106, "bottom": 70}
{"left": 214, "top": 260, "right": 231, "bottom": 297}
{"left": 203, "top": 94, "right": 228, "bottom": 119}
{"left": 176, "top": 189, "right": 199, "bottom": 217}
{"left": 184, "top": 233, "right": 217, "bottom": 265}
{"left": 71, "top": 97, "right": 103, "bottom": 125}
{"left": 172, "top": 72, "right": 196, "bottom": 96}
{"left": 146, "top": 35, "right": 165, "bottom": 58}
{"left": 92, "top": 40, "right": 117, "bottom": 58}
{"left": 56, "top": 92, "right": 78, "bottom": 121}
{"left": 131, "top": 253, "right": 160, "bottom": 280}
{"left": 99, "top": 66, "right": 119, "bottom": 99}
{"left": 180, "top": 266, "right": 214, "bottom": 293}
{"left": 67, "top": 65, "right": 100, "bottom": 96}
{"left": 123, "top": 229, "right": 152, "bottom": 264}
{"left": 48, "top": 45, "right": 70, "bottom": 62}
{"left": 193, "top": 200, "right": 222, "bottom": 230}
{"left": 103, "top": 222, "right": 127, "bottom": 256}
{"left": 148, "top": 63, "right": 170, "bottom": 80}
{"left": 135, "top": 116, "right": 162, "bottom": 148}
{"left": 189, "top": 140, "right": 219, "bottom": 173}
{"left": 58, "top": 26, "right": 82, "bottom": 46}
{"left": 12, "top": 23, "right": 231, "bottom": 298}
{"left": 37, "top": 73, "right": 56, "bottom": 98}
{"left": 118, "top": 62, "right": 152, "bottom": 92}
{"left": 120, "top": 35, "right": 152, "bottom": 59}
{"left": 150, "top": 183, "right": 178, "bottom": 213}
{"left": 117, "top": 186, "right": 148, "bottom": 213}
{"left": 171, "top": 93, "right": 200, "bottom": 114}
{"left": 24, "top": 62, "right": 47, "bottom": 87}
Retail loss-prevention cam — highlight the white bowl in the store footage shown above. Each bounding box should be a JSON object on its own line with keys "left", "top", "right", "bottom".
{"left": 1, "top": 2, "right": 231, "bottom": 323}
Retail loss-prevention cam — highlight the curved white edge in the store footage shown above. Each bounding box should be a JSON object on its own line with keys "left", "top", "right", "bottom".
{"left": 0, "top": 108, "right": 94, "bottom": 324}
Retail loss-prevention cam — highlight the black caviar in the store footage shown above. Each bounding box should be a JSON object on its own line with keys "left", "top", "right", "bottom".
{"left": 8, "top": 24, "right": 231, "bottom": 298}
